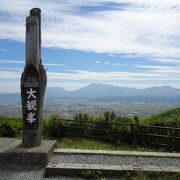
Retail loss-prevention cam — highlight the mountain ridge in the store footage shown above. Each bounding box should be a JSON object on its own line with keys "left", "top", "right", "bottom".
{"left": 46, "top": 83, "right": 180, "bottom": 98}
{"left": 0, "top": 84, "right": 180, "bottom": 104}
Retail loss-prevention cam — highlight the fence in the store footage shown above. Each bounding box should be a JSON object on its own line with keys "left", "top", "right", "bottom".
{"left": 132, "top": 124, "right": 180, "bottom": 151}
{"left": 61, "top": 119, "right": 180, "bottom": 151}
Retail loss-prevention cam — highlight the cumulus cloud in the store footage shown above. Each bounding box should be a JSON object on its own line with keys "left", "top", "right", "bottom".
{"left": 0, "top": 0, "right": 180, "bottom": 60}
{"left": 0, "top": 0, "right": 180, "bottom": 91}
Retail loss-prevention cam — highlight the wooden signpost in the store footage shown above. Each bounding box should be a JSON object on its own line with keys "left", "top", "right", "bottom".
{"left": 21, "top": 8, "right": 47, "bottom": 147}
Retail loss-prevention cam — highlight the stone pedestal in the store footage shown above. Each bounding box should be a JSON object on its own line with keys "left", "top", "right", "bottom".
{"left": 0, "top": 138, "right": 56, "bottom": 167}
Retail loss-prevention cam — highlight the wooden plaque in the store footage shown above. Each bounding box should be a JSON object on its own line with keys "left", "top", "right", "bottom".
{"left": 22, "top": 64, "right": 40, "bottom": 130}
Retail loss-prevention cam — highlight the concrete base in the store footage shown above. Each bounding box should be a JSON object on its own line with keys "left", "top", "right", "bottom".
{"left": 0, "top": 138, "right": 57, "bottom": 167}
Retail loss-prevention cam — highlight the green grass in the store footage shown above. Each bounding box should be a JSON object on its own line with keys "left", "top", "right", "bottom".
{"left": 140, "top": 107, "right": 180, "bottom": 127}
{"left": 58, "top": 137, "right": 114, "bottom": 150}
{"left": 57, "top": 137, "right": 161, "bottom": 152}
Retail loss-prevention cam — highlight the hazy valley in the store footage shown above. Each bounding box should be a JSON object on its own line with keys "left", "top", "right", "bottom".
{"left": 0, "top": 83, "right": 180, "bottom": 119}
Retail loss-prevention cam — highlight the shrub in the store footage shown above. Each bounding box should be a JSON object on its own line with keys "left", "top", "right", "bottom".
{"left": 43, "top": 113, "right": 65, "bottom": 138}
{"left": 0, "top": 122, "right": 16, "bottom": 137}
{"left": 80, "top": 170, "right": 104, "bottom": 179}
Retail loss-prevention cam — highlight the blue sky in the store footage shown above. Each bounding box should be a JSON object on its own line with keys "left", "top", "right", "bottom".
{"left": 0, "top": 0, "right": 180, "bottom": 92}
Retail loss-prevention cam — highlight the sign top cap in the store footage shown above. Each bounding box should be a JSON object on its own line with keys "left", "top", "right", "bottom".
{"left": 30, "top": 8, "right": 41, "bottom": 17}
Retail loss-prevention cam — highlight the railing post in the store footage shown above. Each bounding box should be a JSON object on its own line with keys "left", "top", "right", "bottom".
{"left": 170, "top": 128, "right": 175, "bottom": 151}
{"left": 80, "top": 119, "right": 83, "bottom": 138}
{"left": 130, "top": 124, "right": 134, "bottom": 144}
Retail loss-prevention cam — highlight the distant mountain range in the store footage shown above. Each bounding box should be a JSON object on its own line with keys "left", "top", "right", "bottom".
{"left": 1, "top": 83, "right": 180, "bottom": 104}
{"left": 45, "top": 83, "right": 180, "bottom": 97}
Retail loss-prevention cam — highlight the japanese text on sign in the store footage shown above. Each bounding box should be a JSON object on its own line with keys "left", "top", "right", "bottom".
{"left": 24, "top": 76, "right": 39, "bottom": 124}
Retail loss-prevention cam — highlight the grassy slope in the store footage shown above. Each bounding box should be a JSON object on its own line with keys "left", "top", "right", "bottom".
{"left": 140, "top": 107, "right": 180, "bottom": 127}
{"left": 58, "top": 137, "right": 114, "bottom": 150}
{"left": 58, "top": 137, "right": 157, "bottom": 151}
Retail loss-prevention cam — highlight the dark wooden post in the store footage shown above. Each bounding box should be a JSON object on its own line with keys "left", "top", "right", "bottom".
{"left": 130, "top": 124, "right": 134, "bottom": 144}
{"left": 21, "top": 8, "right": 47, "bottom": 147}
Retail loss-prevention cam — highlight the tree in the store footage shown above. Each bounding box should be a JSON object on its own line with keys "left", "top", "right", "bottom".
{"left": 134, "top": 116, "right": 139, "bottom": 125}
{"left": 84, "top": 113, "right": 89, "bottom": 121}
{"left": 110, "top": 111, "right": 116, "bottom": 122}
{"left": 104, "top": 111, "right": 110, "bottom": 122}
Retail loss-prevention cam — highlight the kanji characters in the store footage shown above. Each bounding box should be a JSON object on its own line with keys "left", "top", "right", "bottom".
{"left": 27, "top": 88, "right": 37, "bottom": 99}
{"left": 26, "top": 87, "right": 37, "bottom": 124}
{"left": 26, "top": 100, "right": 37, "bottom": 110}
{"left": 26, "top": 112, "right": 36, "bottom": 124}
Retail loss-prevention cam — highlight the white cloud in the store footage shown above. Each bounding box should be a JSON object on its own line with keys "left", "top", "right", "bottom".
{"left": 0, "top": 48, "right": 7, "bottom": 52}
{"left": 0, "top": 60, "right": 24, "bottom": 64}
{"left": 0, "top": 0, "right": 180, "bottom": 91}
{"left": 96, "top": 61, "right": 120, "bottom": 66}
{"left": 2, "top": 67, "right": 179, "bottom": 82}
{"left": 44, "top": 63, "right": 65, "bottom": 67}
{"left": 149, "top": 57, "right": 180, "bottom": 64}
{"left": 134, "top": 65, "right": 173, "bottom": 70}
{"left": 0, "top": 60, "right": 65, "bottom": 67}
{"left": 0, "top": 0, "right": 180, "bottom": 60}
{"left": 133, "top": 65, "right": 180, "bottom": 74}
{"left": 112, "top": 63, "right": 120, "bottom": 66}
{"left": 104, "top": 61, "right": 110, "bottom": 65}
{"left": 95, "top": 61, "right": 101, "bottom": 64}
{"left": 47, "top": 69, "right": 180, "bottom": 81}
{"left": 1, "top": 67, "right": 22, "bottom": 71}
{"left": 0, "top": 70, "right": 21, "bottom": 79}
